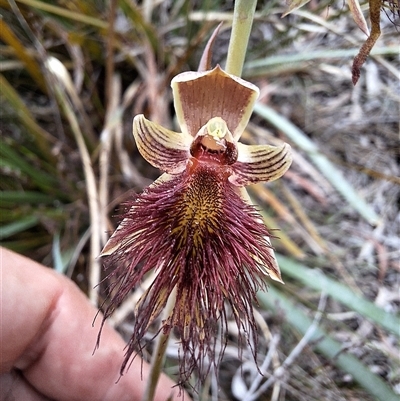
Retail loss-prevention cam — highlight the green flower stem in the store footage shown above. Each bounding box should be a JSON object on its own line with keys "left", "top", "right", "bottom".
{"left": 225, "top": 0, "right": 258, "bottom": 77}
{"left": 142, "top": 288, "right": 176, "bottom": 401}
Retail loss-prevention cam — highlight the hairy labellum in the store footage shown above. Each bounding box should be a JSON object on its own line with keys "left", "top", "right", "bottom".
{"left": 101, "top": 161, "right": 279, "bottom": 380}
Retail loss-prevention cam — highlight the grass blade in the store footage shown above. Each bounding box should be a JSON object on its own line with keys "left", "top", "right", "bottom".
{"left": 0, "top": 191, "right": 54, "bottom": 206}
{"left": 0, "top": 215, "right": 39, "bottom": 240}
{"left": 0, "top": 20, "right": 46, "bottom": 91}
{"left": 244, "top": 47, "right": 398, "bottom": 74}
{"left": 0, "top": 140, "right": 62, "bottom": 195}
{"left": 46, "top": 56, "right": 101, "bottom": 305}
{"left": 1, "top": 74, "right": 55, "bottom": 164}
{"left": 15, "top": 0, "right": 108, "bottom": 28}
{"left": 276, "top": 254, "right": 400, "bottom": 336}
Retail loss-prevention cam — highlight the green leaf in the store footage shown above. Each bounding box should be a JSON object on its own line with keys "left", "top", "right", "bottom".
{"left": 276, "top": 255, "right": 400, "bottom": 336}
{"left": 0, "top": 74, "right": 55, "bottom": 164}
{"left": 243, "top": 47, "right": 398, "bottom": 74}
{"left": 15, "top": 0, "right": 108, "bottom": 28}
{"left": 0, "top": 191, "right": 55, "bottom": 207}
{"left": 0, "top": 140, "right": 61, "bottom": 194}
{"left": 0, "top": 216, "right": 39, "bottom": 240}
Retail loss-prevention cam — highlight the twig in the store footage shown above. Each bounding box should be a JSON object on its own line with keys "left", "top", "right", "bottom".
{"left": 242, "top": 334, "right": 281, "bottom": 401}
{"left": 244, "top": 293, "right": 327, "bottom": 401}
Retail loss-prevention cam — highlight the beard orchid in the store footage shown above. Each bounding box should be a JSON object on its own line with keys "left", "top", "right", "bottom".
{"left": 98, "top": 41, "right": 292, "bottom": 384}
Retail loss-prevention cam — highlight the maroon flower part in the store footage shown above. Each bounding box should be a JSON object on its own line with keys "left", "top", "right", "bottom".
{"left": 98, "top": 56, "right": 292, "bottom": 383}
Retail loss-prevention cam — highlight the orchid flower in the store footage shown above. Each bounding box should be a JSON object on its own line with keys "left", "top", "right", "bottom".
{"left": 98, "top": 39, "right": 292, "bottom": 383}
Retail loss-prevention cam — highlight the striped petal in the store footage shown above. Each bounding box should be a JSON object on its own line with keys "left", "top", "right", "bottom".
{"left": 230, "top": 142, "right": 292, "bottom": 186}
{"left": 171, "top": 66, "right": 259, "bottom": 140}
{"left": 133, "top": 114, "right": 192, "bottom": 174}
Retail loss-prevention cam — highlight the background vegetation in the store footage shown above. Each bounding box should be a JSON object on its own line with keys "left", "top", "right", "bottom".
{"left": 1, "top": 0, "right": 399, "bottom": 400}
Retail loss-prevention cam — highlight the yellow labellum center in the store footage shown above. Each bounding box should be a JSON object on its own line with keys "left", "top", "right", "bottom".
{"left": 171, "top": 167, "right": 224, "bottom": 251}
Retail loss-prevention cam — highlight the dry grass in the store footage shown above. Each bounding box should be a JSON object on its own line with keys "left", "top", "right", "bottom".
{"left": 1, "top": 0, "right": 399, "bottom": 400}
